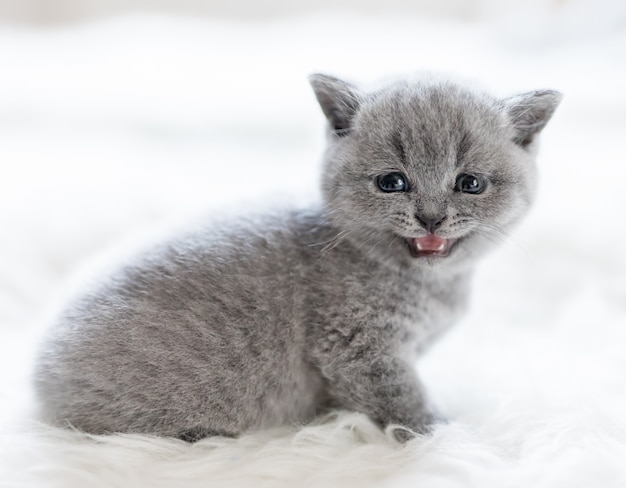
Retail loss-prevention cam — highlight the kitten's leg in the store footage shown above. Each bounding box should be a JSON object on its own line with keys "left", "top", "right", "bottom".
{"left": 321, "top": 355, "right": 435, "bottom": 440}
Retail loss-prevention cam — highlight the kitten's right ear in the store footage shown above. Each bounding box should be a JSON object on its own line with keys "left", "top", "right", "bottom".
{"left": 309, "top": 74, "right": 362, "bottom": 136}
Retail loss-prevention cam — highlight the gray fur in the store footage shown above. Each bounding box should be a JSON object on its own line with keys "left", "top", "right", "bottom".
{"left": 34, "top": 74, "right": 561, "bottom": 440}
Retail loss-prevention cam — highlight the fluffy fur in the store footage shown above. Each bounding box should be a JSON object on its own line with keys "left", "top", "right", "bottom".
{"left": 33, "top": 74, "right": 561, "bottom": 441}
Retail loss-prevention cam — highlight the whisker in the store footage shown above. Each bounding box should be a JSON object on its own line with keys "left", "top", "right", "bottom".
{"left": 320, "top": 230, "right": 351, "bottom": 255}
{"left": 474, "top": 221, "right": 531, "bottom": 257}
{"left": 366, "top": 235, "right": 389, "bottom": 256}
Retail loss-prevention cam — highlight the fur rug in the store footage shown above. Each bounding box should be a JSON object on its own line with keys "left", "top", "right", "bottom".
{"left": 2, "top": 9, "right": 626, "bottom": 487}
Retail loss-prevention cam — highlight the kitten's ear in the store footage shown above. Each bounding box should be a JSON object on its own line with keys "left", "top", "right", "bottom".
{"left": 504, "top": 90, "right": 563, "bottom": 147}
{"left": 309, "top": 73, "right": 362, "bottom": 136}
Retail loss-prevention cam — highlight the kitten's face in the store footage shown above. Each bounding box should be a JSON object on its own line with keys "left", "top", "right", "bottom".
{"left": 310, "top": 75, "right": 561, "bottom": 269}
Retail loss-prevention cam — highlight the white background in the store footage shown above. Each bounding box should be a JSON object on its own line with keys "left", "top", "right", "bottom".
{"left": 1, "top": 1, "right": 626, "bottom": 486}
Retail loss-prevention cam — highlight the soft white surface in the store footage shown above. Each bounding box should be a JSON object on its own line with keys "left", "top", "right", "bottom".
{"left": 1, "top": 9, "right": 626, "bottom": 487}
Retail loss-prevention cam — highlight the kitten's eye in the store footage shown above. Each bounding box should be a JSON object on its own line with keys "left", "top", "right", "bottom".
{"left": 455, "top": 173, "right": 487, "bottom": 194}
{"left": 377, "top": 172, "right": 409, "bottom": 193}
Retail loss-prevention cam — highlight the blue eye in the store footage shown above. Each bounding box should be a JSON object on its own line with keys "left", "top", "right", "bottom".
{"left": 455, "top": 173, "right": 487, "bottom": 194}
{"left": 377, "top": 172, "right": 409, "bottom": 192}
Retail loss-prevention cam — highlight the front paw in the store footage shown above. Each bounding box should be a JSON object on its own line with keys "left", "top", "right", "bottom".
{"left": 389, "top": 426, "right": 419, "bottom": 443}
{"left": 385, "top": 413, "right": 436, "bottom": 443}
{"left": 387, "top": 422, "right": 435, "bottom": 443}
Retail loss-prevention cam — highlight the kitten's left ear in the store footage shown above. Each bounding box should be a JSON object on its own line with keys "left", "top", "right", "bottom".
{"left": 504, "top": 90, "right": 563, "bottom": 147}
{"left": 309, "top": 73, "right": 362, "bottom": 136}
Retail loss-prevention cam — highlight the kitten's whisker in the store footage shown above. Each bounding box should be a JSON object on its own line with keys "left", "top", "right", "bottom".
{"left": 318, "top": 229, "right": 351, "bottom": 256}
{"left": 474, "top": 222, "right": 531, "bottom": 257}
{"left": 310, "top": 229, "right": 349, "bottom": 248}
{"left": 347, "top": 227, "right": 389, "bottom": 258}
{"left": 367, "top": 236, "right": 389, "bottom": 256}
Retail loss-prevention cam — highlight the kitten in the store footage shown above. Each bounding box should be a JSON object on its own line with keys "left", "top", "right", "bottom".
{"left": 34, "top": 74, "right": 561, "bottom": 441}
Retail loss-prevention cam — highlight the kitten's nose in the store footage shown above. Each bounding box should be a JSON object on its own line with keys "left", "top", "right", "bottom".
{"left": 415, "top": 214, "right": 446, "bottom": 234}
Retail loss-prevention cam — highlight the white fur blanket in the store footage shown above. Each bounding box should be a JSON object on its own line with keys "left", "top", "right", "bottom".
{"left": 2, "top": 10, "right": 626, "bottom": 487}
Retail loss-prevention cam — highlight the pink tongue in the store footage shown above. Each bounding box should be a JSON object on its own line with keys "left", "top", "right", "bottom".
{"left": 412, "top": 235, "right": 448, "bottom": 252}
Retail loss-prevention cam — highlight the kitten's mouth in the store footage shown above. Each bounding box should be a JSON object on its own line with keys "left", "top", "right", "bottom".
{"left": 406, "top": 235, "right": 457, "bottom": 258}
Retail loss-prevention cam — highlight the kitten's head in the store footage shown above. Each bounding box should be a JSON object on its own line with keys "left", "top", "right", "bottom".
{"left": 310, "top": 73, "right": 561, "bottom": 270}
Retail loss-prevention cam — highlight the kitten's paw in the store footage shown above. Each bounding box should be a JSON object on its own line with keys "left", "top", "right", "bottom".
{"left": 178, "top": 427, "right": 236, "bottom": 443}
{"left": 390, "top": 426, "right": 417, "bottom": 443}
{"left": 386, "top": 420, "right": 434, "bottom": 444}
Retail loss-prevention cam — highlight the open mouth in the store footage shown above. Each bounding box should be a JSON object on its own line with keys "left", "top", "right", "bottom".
{"left": 406, "top": 235, "right": 457, "bottom": 258}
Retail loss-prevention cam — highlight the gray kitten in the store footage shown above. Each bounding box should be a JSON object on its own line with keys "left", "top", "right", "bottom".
{"left": 34, "top": 74, "right": 561, "bottom": 441}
